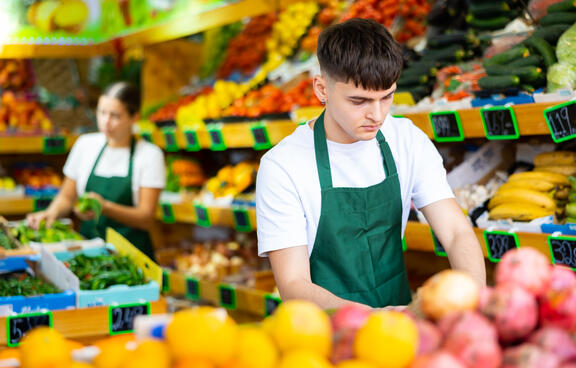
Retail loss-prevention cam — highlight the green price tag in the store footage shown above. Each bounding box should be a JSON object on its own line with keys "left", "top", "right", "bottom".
{"left": 544, "top": 101, "right": 576, "bottom": 143}
{"left": 219, "top": 284, "right": 237, "bottom": 310}
{"left": 548, "top": 235, "right": 576, "bottom": 270}
{"left": 109, "top": 302, "right": 150, "bottom": 335}
{"left": 162, "top": 269, "right": 170, "bottom": 293}
{"left": 430, "top": 229, "right": 447, "bottom": 257}
{"left": 160, "top": 203, "right": 175, "bottom": 224}
{"left": 483, "top": 230, "right": 519, "bottom": 263}
{"left": 33, "top": 197, "right": 53, "bottom": 212}
{"left": 429, "top": 111, "right": 464, "bottom": 142}
{"left": 194, "top": 204, "right": 211, "bottom": 228}
{"left": 402, "top": 237, "right": 407, "bottom": 252}
{"left": 162, "top": 129, "right": 179, "bottom": 152}
{"left": 207, "top": 124, "right": 226, "bottom": 151}
{"left": 250, "top": 122, "right": 272, "bottom": 150}
{"left": 185, "top": 276, "right": 200, "bottom": 300}
{"left": 232, "top": 208, "right": 252, "bottom": 232}
{"left": 392, "top": 114, "right": 404, "bottom": 118}
{"left": 7, "top": 312, "right": 53, "bottom": 347}
{"left": 43, "top": 136, "right": 66, "bottom": 154}
{"left": 183, "top": 130, "right": 201, "bottom": 151}
{"left": 140, "top": 132, "right": 153, "bottom": 143}
{"left": 480, "top": 106, "right": 519, "bottom": 140}
{"left": 264, "top": 294, "right": 281, "bottom": 316}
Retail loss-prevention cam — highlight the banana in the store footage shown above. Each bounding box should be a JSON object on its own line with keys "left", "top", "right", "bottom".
{"left": 489, "top": 202, "right": 555, "bottom": 221}
{"left": 488, "top": 188, "right": 557, "bottom": 211}
{"left": 508, "top": 171, "right": 570, "bottom": 186}
{"left": 534, "top": 151, "right": 576, "bottom": 167}
{"left": 555, "top": 186, "right": 571, "bottom": 200}
{"left": 534, "top": 165, "right": 576, "bottom": 177}
{"left": 498, "top": 180, "right": 557, "bottom": 192}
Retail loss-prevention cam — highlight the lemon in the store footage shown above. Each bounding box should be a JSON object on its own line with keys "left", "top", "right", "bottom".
{"left": 93, "top": 336, "right": 131, "bottom": 368}
{"left": 336, "top": 360, "right": 378, "bottom": 368}
{"left": 123, "top": 340, "right": 170, "bottom": 368}
{"left": 278, "top": 350, "right": 333, "bottom": 368}
{"left": 20, "top": 327, "right": 71, "bottom": 368}
{"left": 235, "top": 327, "right": 277, "bottom": 368}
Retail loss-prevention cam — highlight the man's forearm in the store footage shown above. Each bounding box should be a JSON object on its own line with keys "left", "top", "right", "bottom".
{"left": 445, "top": 230, "right": 487, "bottom": 286}
{"left": 281, "top": 279, "right": 368, "bottom": 310}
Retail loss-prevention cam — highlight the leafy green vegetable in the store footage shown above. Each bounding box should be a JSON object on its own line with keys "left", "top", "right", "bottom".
{"left": 65, "top": 254, "right": 146, "bottom": 290}
{"left": 12, "top": 220, "right": 82, "bottom": 244}
{"left": 0, "top": 272, "right": 61, "bottom": 297}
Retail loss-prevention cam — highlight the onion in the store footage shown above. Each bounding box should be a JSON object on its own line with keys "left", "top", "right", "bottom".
{"left": 419, "top": 270, "right": 480, "bottom": 320}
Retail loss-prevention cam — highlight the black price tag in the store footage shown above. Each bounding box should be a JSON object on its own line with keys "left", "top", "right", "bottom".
{"left": 430, "top": 230, "right": 447, "bottom": 257}
{"left": 161, "top": 203, "right": 175, "bottom": 224}
{"left": 33, "top": 197, "right": 52, "bottom": 212}
{"left": 232, "top": 208, "right": 252, "bottom": 232}
{"left": 7, "top": 312, "right": 53, "bottom": 347}
{"left": 483, "top": 230, "right": 519, "bottom": 263}
{"left": 109, "top": 302, "right": 150, "bottom": 335}
{"left": 250, "top": 123, "right": 272, "bottom": 150}
{"left": 480, "top": 106, "right": 519, "bottom": 140}
{"left": 207, "top": 125, "right": 226, "bottom": 151}
{"left": 548, "top": 236, "right": 576, "bottom": 270}
{"left": 429, "top": 111, "right": 464, "bottom": 142}
{"left": 162, "top": 269, "right": 170, "bottom": 293}
{"left": 162, "top": 129, "right": 179, "bottom": 152}
{"left": 219, "top": 284, "right": 237, "bottom": 310}
{"left": 184, "top": 130, "right": 201, "bottom": 151}
{"left": 185, "top": 277, "right": 200, "bottom": 300}
{"left": 194, "top": 204, "right": 211, "bottom": 228}
{"left": 43, "top": 136, "right": 66, "bottom": 154}
{"left": 140, "top": 132, "right": 153, "bottom": 143}
{"left": 544, "top": 101, "right": 576, "bottom": 143}
{"left": 264, "top": 294, "right": 281, "bottom": 316}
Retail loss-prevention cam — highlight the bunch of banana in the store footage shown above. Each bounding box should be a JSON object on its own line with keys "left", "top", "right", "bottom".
{"left": 488, "top": 171, "right": 569, "bottom": 221}
{"left": 533, "top": 151, "right": 576, "bottom": 177}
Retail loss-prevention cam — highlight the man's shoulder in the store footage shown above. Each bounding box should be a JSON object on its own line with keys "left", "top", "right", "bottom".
{"left": 261, "top": 124, "right": 313, "bottom": 165}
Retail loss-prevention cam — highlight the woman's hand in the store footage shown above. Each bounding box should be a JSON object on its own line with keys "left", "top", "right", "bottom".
{"left": 26, "top": 210, "right": 57, "bottom": 229}
{"left": 73, "top": 192, "right": 106, "bottom": 221}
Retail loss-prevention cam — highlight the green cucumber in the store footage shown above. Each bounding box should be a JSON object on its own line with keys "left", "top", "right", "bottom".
{"left": 547, "top": 0, "right": 576, "bottom": 13}
{"left": 484, "top": 46, "right": 531, "bottom": 66}
{"left": 508, "top": 54, "right": 544, "bottom": 67}
{"left": 524, "top": 36, "right": 557, "bottom": 67}
{"left": 484, "top": 65, "right": 543, "bottom": 82}
{"left": 402, "top": 67, "right": 436, "bottom": 78}
{"left": 540, "top": 12, "right": 576, "bottom": 26}
{"left": 469, "top": 2, "right": 510, "bottom": 17}
{"left": 478, "top": 75, "right": 521, "bottom": 89}
{"left": 425, "top": 45, "right": 466, "bottom": 62}
{"left": 467, "top": 15, "right": 510, "bottom": 30}
{"left": 427, "top": 32, "right": 477, "bottom": 49}
{"left": 533, "top": 24, "right": 572, "bottom": 44}
{"left": 397, "top": 73, "right": 429, "bottom": 87}
{"left": 397, "top": 85, "right": 431, "bottom": 101}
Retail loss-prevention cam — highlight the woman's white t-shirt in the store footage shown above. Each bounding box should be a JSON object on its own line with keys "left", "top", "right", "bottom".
{"left": 256, "top": 114, "right": 454, "bottom": 257}
{"left": 63, "top": 133, "right": 166, "bottom": 204}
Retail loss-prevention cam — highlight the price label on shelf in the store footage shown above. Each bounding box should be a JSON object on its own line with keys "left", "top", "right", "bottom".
{"left": 160, "top": 203, "right": 175, "bottom": 224}
{"left": 429, "top": 111, "right": 464, "bottom": 142}
{"left": 194, "top": 204, "right": 211, "bottom": 228}
{"left": 232, "top": 208, "right": 252, "bottom": 232}
{"left": 219, "top": 284, "right": 237, "bottom": 310}
{"left": 402, "top": 237, "right": 407, "bottom": 252}
{"left": 480, "top": 106, "right": 519, "bottom": 140}
{"left": 33, "top": 197, "right": 53, "bottom": 212}
{"left": 250, "top": 122, "right": 272, "bottom": 150}
{"left": 162, "top": 129, "right": 179, "bottom": 152}
{"left": 43, "top": 136, "right": 66, "bottom": 154}
{"left": 548, "top": 235, "right": 576, "bottom": 270}
{"left": 109, "top": 303, "right": 150, "bottom": 335}
{"left": 183, "top": 130, "right": 201, "bottom": 152}
{"left": 7, "top": 312, "right": 53, "bottom": 347}
{"left": 207, "top": 124, "right": 226, "bottom": 151}
{"left": 140, "top": 132, "right": 153, "bottom": 143}
{"left": 162, "top": 269, "right": 170, "bottom": 293}
{"left": 186, "top": 276, "right": 200, "bottom": 300}
{"left": 544, "top": 101, "right": 576, "bottom": 143}
{"left": 430, "top": 230, "right": 447, "bottom": 257}
{"left": 483, "top": 230, "right": 519, "bottom": 263}
{"left": 264, "top": 294, "right": 282, "bottom": 316}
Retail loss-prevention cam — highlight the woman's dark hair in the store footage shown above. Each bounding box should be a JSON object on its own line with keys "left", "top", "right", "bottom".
{"left": 317, "top": 18, "right": 403, "bottom": 90}
{"left": 102, "top": 81, "right": 141, "bottom": 116}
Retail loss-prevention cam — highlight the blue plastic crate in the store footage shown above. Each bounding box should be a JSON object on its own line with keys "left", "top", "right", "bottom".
{"left": 0, "top": 255, "right": 37, "bottom": 274}
{"left": 0, "top": 290, "right": 76, "bottom": 314}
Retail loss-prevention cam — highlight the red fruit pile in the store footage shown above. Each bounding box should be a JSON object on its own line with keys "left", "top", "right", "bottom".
{"left": 149, "top": 88, "right": 211, "bottom": 123}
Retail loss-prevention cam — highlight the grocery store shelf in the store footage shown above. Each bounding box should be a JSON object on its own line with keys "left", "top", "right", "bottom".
{"left": 157, "top": 202, "right": 257, "bottom": 230}
{"left": 0, "top": 44, "right": 114, "bottom": 59}
{"left": 0, "top": 135, "right": 78, "bottom": 154}
{"left": 0, "top": 198, "right": 34, "bottom": 216}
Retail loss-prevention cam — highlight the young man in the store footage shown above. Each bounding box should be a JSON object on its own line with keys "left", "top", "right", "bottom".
{"left": 256, "top": 18, "right": 486, "bottom": 309}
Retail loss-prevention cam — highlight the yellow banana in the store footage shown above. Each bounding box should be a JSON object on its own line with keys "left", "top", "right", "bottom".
{"left": 488, "top": 188, "right": 557, "bottom": 211}
{"left": 498, "top": 180, "right": 557, "bottom": 192}
{"left": 534, "top": 165, "right": 576, "bottom": 177}
{"left": 534, "top": 151, "right": 576, "bottom": 167}
{"left": 508, "top": 171, "right": 569, "bottom": 186}
{"left": 489, "top": 202, "right": 555, "bottom": 221}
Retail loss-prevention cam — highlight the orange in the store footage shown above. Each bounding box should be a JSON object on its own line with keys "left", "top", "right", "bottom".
{"left": 67, "top": 340, "right": 84, "bottom": 352}
{"left": 336, "top": 360, "right": 378, "bottom": 368}
{"left": 70, "top": 363, "right": 95, "bottom": 368}
{"left": 93, "top": 336, "right": 131, "bottom": 368}
{"left": 235, "top": 327, "right": 277, "bottom": 368}
{"left": 278, "top": 350, "right": 333, "bottom": 368}
{"left": 354, "top": 311, "right": 418, "bottom": 368}
{"left": 173, "top": 357, "right": 214, "bottom": 368}
{"left": 123, "top": 340, "right": 170, "bottom": 368}
{"left": 20, "top": 327, "right": 72, "bottom": 368}
{"left": 165, "top": 307, "right": 238, "bottom": 365}
{"left": 0, "top": 348, "right": 20, "bottom": 361}
{"left": 267, "top": 300, "right": 332, "bottom": 357}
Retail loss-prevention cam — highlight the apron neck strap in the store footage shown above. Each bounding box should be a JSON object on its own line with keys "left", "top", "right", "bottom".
{"left": 88, "top": 138, "right": 136, "bottom": 178}
{"left": 313, "top": 111, "right": 397, "bottom": 190}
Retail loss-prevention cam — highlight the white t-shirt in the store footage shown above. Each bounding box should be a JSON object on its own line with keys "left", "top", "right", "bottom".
{"left": 256, "top": 114, "right": 454, "bottom": 257}
{"left": 63, "top": 133, "right": 166, "bottom": 204}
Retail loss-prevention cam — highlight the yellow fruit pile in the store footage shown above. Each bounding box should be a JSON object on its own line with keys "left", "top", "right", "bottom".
{"left": 205, "top": 161, "right": 258, "bottom": 198}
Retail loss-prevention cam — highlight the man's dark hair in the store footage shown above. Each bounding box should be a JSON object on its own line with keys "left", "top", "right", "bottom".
{"left": 103, "top": 81, "right": 141, "bottom": 116}
{"left": 317, "top": 18, "right": 403, "bottom": 90}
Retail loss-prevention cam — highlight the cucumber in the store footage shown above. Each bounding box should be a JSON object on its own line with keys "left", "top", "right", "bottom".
{"left": 397, "top": 85, "right": 431, "bottom": 101}
{"left": 508, "top": 54, "right": 544, "bottom": 67}
{"left": 403, "top": 65, "right": 437, "bottom": 77}
{"left": 478, "top": 75, "right": 521, "bottom": 89}
{"left": 533, "top": 24, "right": 572, "bottom": 45}
{"left": 524, "top": 36, "right": 557, "bottom": 67}
{"left": 547, "top": 0, "right": 576, "bottom": 13}
{"left": 425, "top": 45, "right": 466, "bottom": 62}
{"left": 469, "top": 2, "right": 510, "bottom": 18}
{"left": 484, "top": 65, "right": 543, "bottom": 82}
{"left": 397, "top": 73, "right": 429, "bottom": 87}
{"left": 467, "top": 15, "right": 510, "bottom": 30}
{"left": 427, "top": 32, "right": 477, "bottom": 49}
{"left": 540, "top": 12, "right": 576, "bottom": 26}
{"left": 484, "top": 46, "right": 531, "bottom": 66}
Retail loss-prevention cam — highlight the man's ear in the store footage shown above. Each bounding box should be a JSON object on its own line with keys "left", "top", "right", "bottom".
{"left": 313, "top": 74, "right": 328, "bottom": 103}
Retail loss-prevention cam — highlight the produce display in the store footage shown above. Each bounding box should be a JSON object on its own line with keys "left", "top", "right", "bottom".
{"left": 65, "top": 254, "right": 146, "bottom": 290}
{"left": 0, "top": 60, "right": 34, "bottom": 91}
{"left": 0, "top": 177, "right": 18, "bottom": 197}
{"left": 203, "top": 161, "right": 258, "bottom": 199}
{"left": 11, "top": 220, "right": 82, "bottom": 244}
{"left": 165, "top": 157, "right": 206, "bottom": 193}
{"left": 148, "top": 89, "right": 209, "bottom": 123}
{"left": 200, "top": 22, "right": 244, "bottom": 79}
{"left": 0, "top": 230, "right": 19, "bottom": 250}
{"left": 467, "top": 0, "right": 525, "bottom": 32}
{"left": 173, "top": 241, "right": 247, "bottom": 282}
{"left": 0, "top": 92, "right": 53, "bottom": 134}
{"left": 0, "top": 272, "right": 60, "bottom": 297}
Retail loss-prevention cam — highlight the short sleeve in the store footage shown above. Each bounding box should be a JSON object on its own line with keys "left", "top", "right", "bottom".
{"left": 62, "top": 135, "right": 85, "bottom": 180}
{"left": 256, "top": 156, "right": 308, "bottom": 256}
{"left": 411, "top": 130, "right": 454, "bottom": 209}
{"left": 138, "top": 144, "right": 166, "bottom": 189}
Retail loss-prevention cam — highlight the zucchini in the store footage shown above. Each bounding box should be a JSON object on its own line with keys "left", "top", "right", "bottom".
{"left": 508, "top": 54, "right": 544, "bottom": 67}
{"left": 478, "top": 75, "right": 521, "bottom": 89}
{"left": 533, "top": 24, "right": 572, "bottom": 45}
{"left": 396, "top": 85, "right": 431, "bottom": 101}
{"left": 425, "top": 45, "right": 466, "bottom": 62}
{"left": 467, "top": 15, "right": 510, "bottom": 30}
{"left": 403, "top": 65, "right": 437, "bottom": 77}
{"left": 427, "top": 32, "right": 477, "bottom": 49}
{"left": 484, "top": 46, "right": 531, "bottom": 66}
{"left": 484, "top": 65, "right": 543, "bottom": 83}
{"left": 397, "top": 73, "right": 429, "bottom": 87}
{"left": 470, "top": 2, "right": 510, "bottom": 18}
{"left": 547, "top": 0, "right": 576, "bottom": 13}
{"left": 524, "top": 36, "right": 557, "bottom": 67}
{"left": 540, "top": 12, "right": 576, "bottom": 26}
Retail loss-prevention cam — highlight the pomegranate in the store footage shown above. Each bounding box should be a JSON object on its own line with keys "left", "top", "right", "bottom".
{"left": 419, "top": 270, "right": 479, "bottom": 320}
{"left": 331, "top": 304, "right": 371, "bottom": 332}
{"left": 444, "top": 335, "right": 502, "bottom": 368}
{"left": 496, "top": 247, "right": 551, "bottom": 296}
{"left": 546, "top": 266, "right": 576, "bottom": 292}
{"left": 502, "top": 344, "right": 561, "bottom": 368}
{"left": 529, "top": 327, "right": 576, "bottom": 362}
{"left": 540, "top": 286, "right": 576, "bottom": 332}
{"left": 410, "top": 351, "right": 466, "bottom": 368}
{"left": 415, "top": 319, "right": 442, "bottom": 355}
{"left": 439, "top": 311, "right": 498, "bottom": 342}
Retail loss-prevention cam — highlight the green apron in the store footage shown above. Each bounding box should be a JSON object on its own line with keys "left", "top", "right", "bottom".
{"left": 309, "top": 112, "right": 412, "bottom": 307}
{"left": 80, "top": 139, "right": 156, "bottom": 260}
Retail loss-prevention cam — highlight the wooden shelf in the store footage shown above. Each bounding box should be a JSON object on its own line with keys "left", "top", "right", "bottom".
{"left": 0, "top": 198, "right": 34, "bottom": 216}
{"left": 0, "top": 135, "right": 78, "bottom": 154}
{"left": 0, "top": 44, "right": 113, "bottom": 59}
{"left": 157, "top": 202, "right": 257, "bottom": 229}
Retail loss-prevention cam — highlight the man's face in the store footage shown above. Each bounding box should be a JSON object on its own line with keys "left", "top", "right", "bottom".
{"left": 315, "top": 75, "right": 396, "bottom": 143}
